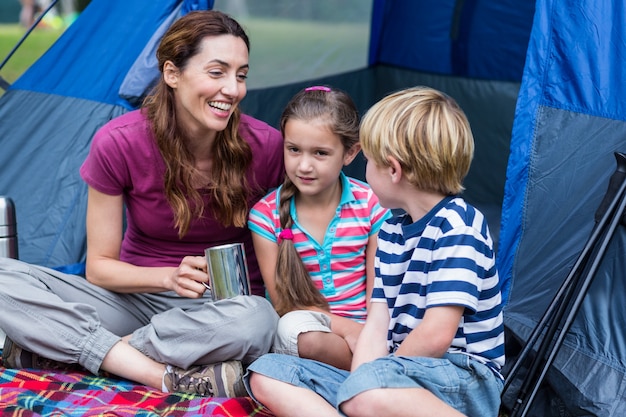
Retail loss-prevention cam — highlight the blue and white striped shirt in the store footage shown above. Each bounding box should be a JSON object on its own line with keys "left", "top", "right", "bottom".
{"left": 372, "top": 196, "right": 505, "bottom": 375}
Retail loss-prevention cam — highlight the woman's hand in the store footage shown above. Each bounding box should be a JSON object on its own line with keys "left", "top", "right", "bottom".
{"left": 167, "top": 255, "right": 210, "bottom": 298}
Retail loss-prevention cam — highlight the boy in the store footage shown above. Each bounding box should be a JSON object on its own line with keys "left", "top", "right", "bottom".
{"left": 245, "top": 86, "right": 505, "bottom": 417}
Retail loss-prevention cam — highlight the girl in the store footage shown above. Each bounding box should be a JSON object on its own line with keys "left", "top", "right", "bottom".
{"left": 248, "top": 86, "right": 389, "bottom": 370}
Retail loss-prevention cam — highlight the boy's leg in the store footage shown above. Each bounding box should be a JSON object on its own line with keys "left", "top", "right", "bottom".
{"left": 244, "top": 353, "right": 349, "bottom": 415}
{"left": 249, "top": 373, "right": 339, "bottom": 417}
{"left": 337, "top": 353, "right": 503, "bottom": 417}
{"left": 341, "top": 388, "right": 465, "bottom": 417}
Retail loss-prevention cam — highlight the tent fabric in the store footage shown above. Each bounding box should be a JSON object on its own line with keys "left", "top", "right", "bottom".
{"left": 499, "top": 0, "right": 626, "bottom": 297}
{"left": 498, "top": 0, "right": 626, "bottom": 414}
{"left": 0, "top": 90, "right": 126, "bottom": 266}
{"left": 118, "top": 2, "right": 184, "bottom": 108}
{"left": 368, "top": 0, "right": 534, "bottom": 81}
{"left": 11, "top": 0, "right": 183, "bottom": 107}
{"left": 0, "top": 0, "right": 213, "bottom": 266}
{"left": 1, "top": 0, "right": 625, "bottom": 414}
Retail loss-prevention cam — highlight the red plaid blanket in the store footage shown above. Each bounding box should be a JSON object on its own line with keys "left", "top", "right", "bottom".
{"left": 0, "top": 359, "right": 275, "bottom": 416}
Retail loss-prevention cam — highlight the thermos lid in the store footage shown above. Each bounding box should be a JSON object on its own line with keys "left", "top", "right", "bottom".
{"left": 0, "top": 196, "right": 17, "bottom": 235}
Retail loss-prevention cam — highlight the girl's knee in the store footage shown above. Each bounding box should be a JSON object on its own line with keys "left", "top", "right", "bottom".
{"left": 296, "top": 331, "right": 325, "bottom": 357}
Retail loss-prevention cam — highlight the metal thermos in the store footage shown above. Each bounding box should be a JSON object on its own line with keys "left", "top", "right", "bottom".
{"left": 0, "top": 196, "right": 18, "bottom": 259}
{"left": 205, "top": 243, "right": 251, "bottom": 301}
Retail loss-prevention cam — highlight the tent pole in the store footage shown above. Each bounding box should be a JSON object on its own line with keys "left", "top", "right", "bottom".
{"left": 504, "top": 152, "right": 626, "bottom": 417}
{"left": 519, "top": 187, "right": 626, "bottom": 416}
{"left": 504, "top": 152, "right": 626, "bottom": 393}
{"left": 502, "top": 230, "right": 591, "bottom": 392}
{"left": 0, "top": 0, "right": 60, "bottom": 87}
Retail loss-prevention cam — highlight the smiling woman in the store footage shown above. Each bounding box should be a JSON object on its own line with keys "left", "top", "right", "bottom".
{"left": 0, "top": 9, "right": 284, "bottom": 399}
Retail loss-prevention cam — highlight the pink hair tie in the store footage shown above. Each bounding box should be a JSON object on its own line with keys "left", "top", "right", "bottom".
{"left": 278, "top": 229, "right": 294, "bottom": 243}
{"left": 305, "top": 86, "right": 331, "bottom": 92}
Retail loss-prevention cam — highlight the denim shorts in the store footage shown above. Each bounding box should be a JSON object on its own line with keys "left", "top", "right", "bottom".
{"left": 245, "top": 353, "right": 349, "bottom": 407}
{"left": 272, "top": 310, "right": 331, "bottom": 356}
{"left": 338, "top": 353, "right": 504, "bottom": 416}
{"left": 245, "top": 352, "right": 503, "bottom": 417}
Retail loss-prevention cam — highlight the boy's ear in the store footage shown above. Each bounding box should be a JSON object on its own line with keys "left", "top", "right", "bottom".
{"left": 343, "top": 143, "right": 362, "bottom": 166}
{"left": 387, "top": 156, "right": 403, "bottom": 184}
{"left": 163, "top": 61, "right": 180, "bottom": 88}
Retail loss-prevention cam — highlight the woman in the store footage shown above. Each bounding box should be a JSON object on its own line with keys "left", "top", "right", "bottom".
{"left": 0, "top": 10, "right": 283, "bottom": 398}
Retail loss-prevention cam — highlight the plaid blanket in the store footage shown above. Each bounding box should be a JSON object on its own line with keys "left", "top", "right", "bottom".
{"left": 0, "top": 358, "right": 274, "bottom": 417}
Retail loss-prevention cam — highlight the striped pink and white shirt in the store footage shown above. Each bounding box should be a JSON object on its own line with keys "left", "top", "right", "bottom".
{"left": 248, "top": 173, "right": 390, "bottom": 322}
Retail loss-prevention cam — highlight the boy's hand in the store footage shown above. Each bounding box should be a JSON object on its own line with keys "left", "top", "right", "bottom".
{"left": 350, "top": 303, "right": 390, "bottom": 370}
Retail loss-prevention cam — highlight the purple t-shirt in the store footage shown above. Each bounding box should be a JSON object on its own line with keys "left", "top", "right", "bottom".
{"left": 80, "top": 110, "right": 284, "bottom": 296}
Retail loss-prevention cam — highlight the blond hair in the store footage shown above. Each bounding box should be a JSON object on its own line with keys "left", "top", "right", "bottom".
{"left": 360, "top": 86, "right": 474, "bottom": 195}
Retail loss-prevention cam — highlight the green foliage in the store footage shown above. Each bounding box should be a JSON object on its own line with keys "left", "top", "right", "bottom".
{"left": 0, "top": 24, "right": 63, "bottom": 88}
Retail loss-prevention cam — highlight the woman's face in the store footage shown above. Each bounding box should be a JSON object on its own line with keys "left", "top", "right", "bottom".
{"left": 164, "top": 34, "right": 249, "bottom": 138}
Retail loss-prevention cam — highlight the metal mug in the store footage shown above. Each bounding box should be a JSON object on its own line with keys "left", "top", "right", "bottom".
{"left": 204, "top": 243, "right": 251, "bottom": 301}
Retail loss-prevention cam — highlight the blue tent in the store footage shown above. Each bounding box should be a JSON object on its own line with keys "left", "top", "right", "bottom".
{"left": 0, "top": 0, "right": 624, "bottom": 414}
{"left": 498, "top": 0, "right": 626, "bottom": 415}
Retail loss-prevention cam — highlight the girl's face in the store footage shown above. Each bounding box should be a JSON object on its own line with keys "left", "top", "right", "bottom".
{"left": 164, "top": 35, "right": 249, "bottom": 138}
{"left": 284, "top": 118, "right": 358, "bottom": 199}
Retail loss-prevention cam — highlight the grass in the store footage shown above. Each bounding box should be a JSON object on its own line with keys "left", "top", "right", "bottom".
{"left": 0, "top": 24, "right": 64, "bottom": 88}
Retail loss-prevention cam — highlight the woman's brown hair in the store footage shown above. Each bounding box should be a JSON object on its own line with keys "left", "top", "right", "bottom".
{"left": 142, "top": 10, "right": 253, "bottom": 237}
{"left": 273, "top": 87, "right": 360, "bottom": 316}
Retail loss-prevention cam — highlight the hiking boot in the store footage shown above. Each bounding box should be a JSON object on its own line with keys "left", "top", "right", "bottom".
{"left": 2, "top": 337, "right": 83, "bottom": 371}
{"left": 164, "top": 360, "right": 246, "bottom": 397}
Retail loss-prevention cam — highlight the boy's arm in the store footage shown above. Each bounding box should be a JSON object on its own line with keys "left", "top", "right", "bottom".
{"left": 350, "top": 302, "right": 390, "bottom": 370}
{"left": 394, "top": 305, "right": 464, "bottom": 358}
